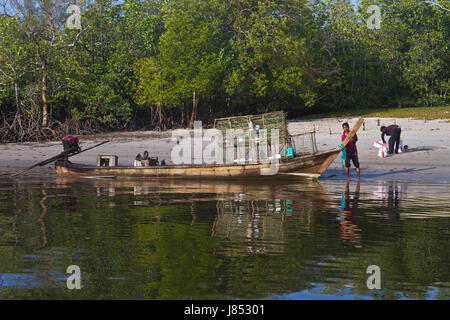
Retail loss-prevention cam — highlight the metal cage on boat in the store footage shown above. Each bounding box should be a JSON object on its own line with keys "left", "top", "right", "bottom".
{"left": 214, "top": 111, "right": 318, "bottom": 163}
{"left": 289, "top": 131, "right": 318, "bottom": 156}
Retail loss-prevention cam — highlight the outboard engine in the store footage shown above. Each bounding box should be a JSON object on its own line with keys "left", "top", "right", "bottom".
{"left": 62, "top": 135, "right": 81, "bottom": 153}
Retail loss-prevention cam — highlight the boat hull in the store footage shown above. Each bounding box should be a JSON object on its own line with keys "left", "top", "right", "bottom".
{"left": 55, "top": 149, "right": 341, "bottom": 179}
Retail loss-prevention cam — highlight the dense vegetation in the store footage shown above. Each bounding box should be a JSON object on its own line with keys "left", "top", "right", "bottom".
{"left": 0, "top": 0, "right": 449, "bottom": 141}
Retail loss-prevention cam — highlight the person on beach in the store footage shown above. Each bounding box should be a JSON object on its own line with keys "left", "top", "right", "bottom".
{"left": 380, "top": 125, "right": 402, "bottom": 154}
{"left": 342, "top": 122, "right": 360, "bottom": 181}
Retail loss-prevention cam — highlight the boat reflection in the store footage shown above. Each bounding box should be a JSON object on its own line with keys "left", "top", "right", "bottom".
{"left": 212, "top": 198, "right": 289, "bottom": 255}
{"left": 56, "top": 176, "right": 333, "bottom": 203}
{"left": 53, "top": 177, "right": 450, "bottom": 260}
{"left": 2, "top": 176, "right": 448, "bottom": 298}
{"left": 56, "top": 177, "right": 333, "bottom": 256}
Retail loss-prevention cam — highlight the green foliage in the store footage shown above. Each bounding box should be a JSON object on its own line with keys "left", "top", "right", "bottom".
{"left": 225, "top": 0, "right": 323, "bottom": 111}
{"left": 135, "top": 0, "right": 229, "bottom": 112}
{"left": 0, "top": 16, "right": 29, "bottom": 106}
{"left": 0, "top": 0, "right": 448, "bottom": 139}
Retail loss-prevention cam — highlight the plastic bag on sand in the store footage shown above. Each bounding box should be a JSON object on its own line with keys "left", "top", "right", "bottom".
{"left": 374, "top": 140, "right": 405, "bottom": 157}
{"left": 399, "top": 140, "right": 404, "bottom": 153}
{"left": 373, "top": 141, "right": 389, "bottom": 158}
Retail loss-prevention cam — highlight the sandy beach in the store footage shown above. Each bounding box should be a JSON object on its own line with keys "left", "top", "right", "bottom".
{"left": 1, "top": 117, "right": 449, "bottom": 183}
{"left": 290, "top": 117, "right": 450, "bottom": 183}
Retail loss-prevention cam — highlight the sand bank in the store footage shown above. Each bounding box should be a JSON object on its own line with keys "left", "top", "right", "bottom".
{"left": 1, "top": 117, "right": 449, "bottom": 183}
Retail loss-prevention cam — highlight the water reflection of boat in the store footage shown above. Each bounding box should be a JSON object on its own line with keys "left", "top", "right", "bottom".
{"left": 56, "top": 177, "right": 333, "bottom": 256}
{"left": 56, "top": 176, "right": 333, "bottom": 203}
{"left": 212, "top": 199, "right": 290, "bottom": 255}
{"left": 210, "top": 181, "right": 336, "bottom": 256}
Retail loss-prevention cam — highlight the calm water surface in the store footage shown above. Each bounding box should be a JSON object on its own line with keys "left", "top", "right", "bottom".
{"left": 0, "top": 170, "right": 448, "bottom": 299}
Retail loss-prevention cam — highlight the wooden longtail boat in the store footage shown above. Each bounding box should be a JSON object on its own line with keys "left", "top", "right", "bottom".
{"left": 55, "top": 117, "right": 363, "bottom": 180}
{"left": 55, "top": 148, "right": 339, "bottom": 179}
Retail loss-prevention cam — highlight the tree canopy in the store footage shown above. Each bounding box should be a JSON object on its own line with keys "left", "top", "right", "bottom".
{"left": 0, "top": 0, "right": 448, "bottom": 141}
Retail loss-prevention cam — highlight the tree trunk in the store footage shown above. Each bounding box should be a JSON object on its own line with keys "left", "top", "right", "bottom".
{"left": 189, "top": 90, "right": 199, "bottom": 129}
{"left": 41, "top": 62, "right": 48, "bottom": 127}
{"left": 157, "top": 101, "right": 162, "bottom": 130}
{"left": 14, "top": 80, "right": 19, "bottom": 108}
{"left": 181, "top": 102, "right": 185, "bottom": 127}
{"left": 351, "top": 40, "right": 355, "bottom": 105}
{"left": 150, "top": 105, "right": 154, "bottom": 125}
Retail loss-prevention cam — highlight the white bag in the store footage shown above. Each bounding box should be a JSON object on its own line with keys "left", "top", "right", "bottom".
{"left": 398, "top": 140, "right": 404, "bottom": 153}
{"left": 374, "top": 141, "right": 389, "bottom": 158}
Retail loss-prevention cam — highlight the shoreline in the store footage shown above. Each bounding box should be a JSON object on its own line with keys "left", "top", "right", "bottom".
{"left": 1, "top": 117, "right": 450, "bottom": 183}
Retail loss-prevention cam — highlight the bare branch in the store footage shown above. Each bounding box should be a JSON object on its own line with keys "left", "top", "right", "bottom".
{"left": 63, "top": 28, "right": 89, "bottom": 48}
{"left": 0, "top": 67, "right": 13, "bottom": 80}
{"left": 423, "top": 1, "right": 450, "bottom": 12}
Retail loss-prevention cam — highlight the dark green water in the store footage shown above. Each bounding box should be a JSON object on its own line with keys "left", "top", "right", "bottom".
{"left": 0, "top": 171, "right": 448, "bottom": 299}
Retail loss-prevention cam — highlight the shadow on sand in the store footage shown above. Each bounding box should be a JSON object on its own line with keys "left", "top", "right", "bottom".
{"left": 401, "top": 146, "right": 443, "bottom": 153}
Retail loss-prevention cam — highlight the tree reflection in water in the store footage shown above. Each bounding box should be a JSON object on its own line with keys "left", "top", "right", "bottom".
{"left": 0, "top": 176, "right": 448, "bottom": 299}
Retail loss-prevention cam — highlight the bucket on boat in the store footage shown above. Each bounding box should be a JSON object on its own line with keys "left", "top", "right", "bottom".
{"left": 286, "top": 147, "right": 294, "bottom": 159}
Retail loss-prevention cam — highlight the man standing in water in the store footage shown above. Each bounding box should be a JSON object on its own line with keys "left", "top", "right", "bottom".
{"left": 380, "top": 124, "right": 402, "bottom": 155}
{"left": 342, "top": 122, "right": 360, "bottom": 181}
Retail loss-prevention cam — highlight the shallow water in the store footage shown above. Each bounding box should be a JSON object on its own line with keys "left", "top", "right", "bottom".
{"left": 0, "top": 170, "right": 448, "bottom": 299}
